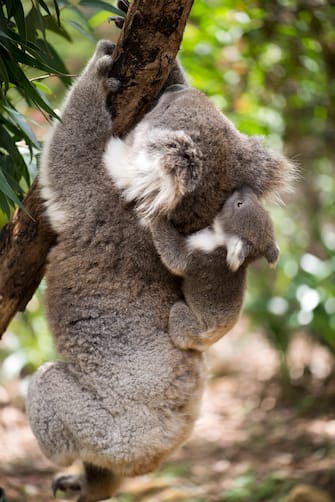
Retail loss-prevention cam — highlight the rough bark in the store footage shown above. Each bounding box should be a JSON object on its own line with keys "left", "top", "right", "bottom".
{"left": 0, "top": 0, "right": 194, "bottom": 337}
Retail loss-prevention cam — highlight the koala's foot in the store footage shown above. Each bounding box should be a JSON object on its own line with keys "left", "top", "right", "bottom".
{"left": 169, "top": 301, "right": 234, "bottom": 351}
{"left": 52, "top": 473, "right": 82, "bottom": 500}
{"left": 169, "top": 301, "right": 210, "bottom": 352}
{"left": 52, "top": 464, "right": 121, "bottom": 502}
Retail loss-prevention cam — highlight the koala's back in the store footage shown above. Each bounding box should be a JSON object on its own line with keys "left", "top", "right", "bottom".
{"left": 45, "top": 181, "right": 201, "bottom": 399}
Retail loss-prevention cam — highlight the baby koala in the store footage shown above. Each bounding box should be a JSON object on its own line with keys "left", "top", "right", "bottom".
{"left": 150, "top": 185, "right": 279, "bottom": 352}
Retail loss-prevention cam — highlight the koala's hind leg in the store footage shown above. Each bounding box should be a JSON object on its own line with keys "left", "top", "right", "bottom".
{"left": 52, "top": 463, "right": 121, "bottom": 502}
{"left": 169, "top": 301, "right": 231, "bottom": 352}
{"left": 27, "top": 362, "right": 122, "bottom": 501}
{"left": 27, "top": 362, "right": 79, "bottom": 466}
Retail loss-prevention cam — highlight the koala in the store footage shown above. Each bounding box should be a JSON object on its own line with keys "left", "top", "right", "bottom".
{"left": 27, "top": 41, "right": 205, "bottom": 502}
{"left": 149, "top": 185, "right": 279, "bottom": 352}
{"left": 27, "top": 4, "right": 293, "bottom": 501}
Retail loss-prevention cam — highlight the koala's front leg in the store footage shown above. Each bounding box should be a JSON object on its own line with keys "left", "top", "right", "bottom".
{"left": 169, "top": 301, "right": 231, "bottom": 352}
{"left": 58, "top": 40, "right": 120, "bottom": 139}
{"left": 150, "top": 217, "right": 191, "bottom": 276}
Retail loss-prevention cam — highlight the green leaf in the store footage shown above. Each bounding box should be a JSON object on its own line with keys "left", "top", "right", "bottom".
{"left": 79, "top": 0, "right": 125, "bottom": 16}
{"left": 0, "top": 56, "right": 9, "bottom": 92}
{"left": 35, "top": 38, "right": 72, "bottom": 86}
{"left": 0, "top": 163, "right": 25, "bottom": 211}
{"left": 3, "top": 106, "right": 40, "bottom": 150}
{"left": 53, "top": 0, "right": 61, "bottom": 25}
{"left": 0, "top": 188, "right": 12, "bottom": 219}
{"left": 67, "top": 20, "right": 95, "bottom": 42}
{"left": 4, "top": 55, "right": 58, "bottom": 118}
{"left": 32, "top": 80, "right": 53, "bottom": 95}
{"left": 13, "top": 1, "right": 26, "bottom": 41}
{"left": 43, "top": 14, "right": 72, "bottom": 42}
{"left": 37, "top": 0, "right": 52, "bottom": 17}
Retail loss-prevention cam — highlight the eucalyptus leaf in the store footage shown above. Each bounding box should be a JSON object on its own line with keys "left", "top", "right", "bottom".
{"left": 67, "top": 20, "right": 96, "bottom": 42}
{"left": 0, "top": 165, "right": 25, "bottom": 211}
{"left": 79, "top": 0, "right": 125, "bottom": 17}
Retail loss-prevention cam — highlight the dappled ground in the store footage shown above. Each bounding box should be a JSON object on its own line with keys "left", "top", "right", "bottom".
{"left": 1, "top": 321, "right": 335, "bottom": 501}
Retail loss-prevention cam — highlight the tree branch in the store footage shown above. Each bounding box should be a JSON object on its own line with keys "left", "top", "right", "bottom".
{"left": 0, "top": 0, "right": 194, "bottom": 337}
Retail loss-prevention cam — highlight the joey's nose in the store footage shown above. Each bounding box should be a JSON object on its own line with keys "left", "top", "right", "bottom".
{"left": 266, "top": 242, "right": 280, "bottom": 267}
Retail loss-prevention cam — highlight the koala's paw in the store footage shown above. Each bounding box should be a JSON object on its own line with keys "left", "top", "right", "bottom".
{"left": 52, "top": 473, "right": 83, "bottom": 501}
{"left": 150, "top": 130, "right": 203, "bottom": 196}
{"left": 91, "top": 41, "right": 120, "bottom": 92}
{"left": 225, "top": 236, "right": 249, "bottom": 272}
{"left": 94, "top": 40, "right": 115, "bottom": 60}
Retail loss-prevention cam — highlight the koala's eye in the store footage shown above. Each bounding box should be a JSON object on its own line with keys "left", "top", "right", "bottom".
{"left": 236, "top": 200, "right": 243, "bottom": 208}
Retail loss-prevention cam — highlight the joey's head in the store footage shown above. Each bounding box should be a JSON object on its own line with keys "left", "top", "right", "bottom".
{"left": 217, "top": 186, "right": 280, "bottom": 267}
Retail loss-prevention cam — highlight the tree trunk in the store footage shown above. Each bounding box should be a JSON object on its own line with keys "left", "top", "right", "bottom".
{"left": 0, "top": 0, "right": 194, "bottom": 337}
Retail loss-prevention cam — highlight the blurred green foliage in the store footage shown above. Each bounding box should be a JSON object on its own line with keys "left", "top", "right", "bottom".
{"left": 1, "top": 0, "right": 334, "bottom": 378}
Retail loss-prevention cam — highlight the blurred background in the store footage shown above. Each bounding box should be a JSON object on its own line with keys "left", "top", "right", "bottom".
{"left": 0, "top": 1, "right": 334, "bottom": 501}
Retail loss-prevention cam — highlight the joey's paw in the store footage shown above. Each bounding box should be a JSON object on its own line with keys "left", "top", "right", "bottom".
{"left": 150, "top": 131, "right": 203, "bottom": 196}
{"left": 170, "top": 330, "right": 212, "bottom": 352}
{"left": 226, "top": 236, "right": 249, "bottom": 272}
{"left": 52, "top": 473, "right": 83, "bottom": 500}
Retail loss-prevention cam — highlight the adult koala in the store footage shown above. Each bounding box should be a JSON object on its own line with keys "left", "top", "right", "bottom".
{"left": 27, "top": 6, "right": 293, "bottom": 502}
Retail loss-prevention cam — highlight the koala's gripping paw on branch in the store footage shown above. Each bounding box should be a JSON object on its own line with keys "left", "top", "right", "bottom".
{"left": 88, "top": 40, "right": 120, "bottom": 93}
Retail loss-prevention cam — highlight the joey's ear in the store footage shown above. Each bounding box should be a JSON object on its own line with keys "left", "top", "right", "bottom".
{"left": 265, "top": 242, "right": 280, "bottom": 267}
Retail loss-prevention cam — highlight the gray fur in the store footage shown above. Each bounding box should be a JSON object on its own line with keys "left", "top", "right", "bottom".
{"left": 149, "top": 186, "right": 279, "bottom": 352}
{"left": 28, "top": 41, "right": 204, "bottom": 502}
{"left": 27, "top": 37, "right": 293, "bottom": 501}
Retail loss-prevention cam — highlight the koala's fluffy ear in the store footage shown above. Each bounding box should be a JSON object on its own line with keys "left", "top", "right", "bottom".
{"left": 104, "top": 128, "right": 203, "bottom": 223}
{"left": 139, "top": 129, "right": 204, "bottom": 220}
{"left": 265, "top": 242, "right": 280, "bottom": 267}
{"left": 162, "top": 131, "right": 204, "bottom": 198}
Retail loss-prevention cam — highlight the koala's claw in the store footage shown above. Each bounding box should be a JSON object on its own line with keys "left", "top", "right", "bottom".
{"left": 108, "top": 15, "right": 125, "bottom": 29}
{"left": 52, "top": 473, "right": 82, "bottom": 499}
{"left": 117, "top": 0, "right": 129, "bottom": 13}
